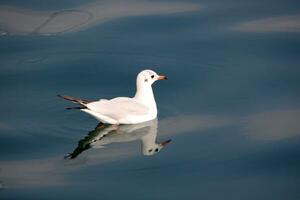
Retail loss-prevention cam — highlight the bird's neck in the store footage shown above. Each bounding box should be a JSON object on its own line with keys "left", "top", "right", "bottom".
{"left": 134, "top": 84, "right": 156, "bottom": 108}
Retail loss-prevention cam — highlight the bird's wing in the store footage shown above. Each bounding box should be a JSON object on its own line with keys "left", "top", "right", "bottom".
{"left": 86, "top": 97, "right": 149, "bottom": 120}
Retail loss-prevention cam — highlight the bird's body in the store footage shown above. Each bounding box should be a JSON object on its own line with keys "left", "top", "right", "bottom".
{"left": 82, "top": 96, "right": 156, "bottom": 124}
{"left": 58, "top": 69, "right": 167, "bottom": 124}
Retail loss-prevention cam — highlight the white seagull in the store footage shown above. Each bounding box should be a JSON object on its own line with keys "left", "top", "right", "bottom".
{"left": 58, "top": 69, "right": 167, "bottom": 124}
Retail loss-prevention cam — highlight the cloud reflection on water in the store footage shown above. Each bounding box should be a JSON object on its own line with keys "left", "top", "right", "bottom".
{"left": 1, "top": 108, "right": 300, "bottom": 188}
{"left": 244, "top": 108, "right": 300, "bottom": 140}
{"left": 232, "top": 15, "right": 300, "bottom": 33}
{"left": 0, "top": 114, "right": 230, "bottom": 188}
{"left": 0, "top": 0, "right": 201, "bottom": 35}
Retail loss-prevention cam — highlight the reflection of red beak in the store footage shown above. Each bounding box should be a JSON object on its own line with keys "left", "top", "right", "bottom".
{"left": 160, "top": 139, "right": 172, "bottom": 147}
{"left": 157, "top": 75, "right": 168, "bottom": 80}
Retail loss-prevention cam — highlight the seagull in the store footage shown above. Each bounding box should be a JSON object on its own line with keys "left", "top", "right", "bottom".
{"left": 58, "top": 69, "right": 167, "bottom": 124}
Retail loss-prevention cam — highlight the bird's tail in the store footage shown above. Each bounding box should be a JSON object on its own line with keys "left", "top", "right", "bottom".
{"left": 57, "top": 94, "right": 91, "bottom": 108}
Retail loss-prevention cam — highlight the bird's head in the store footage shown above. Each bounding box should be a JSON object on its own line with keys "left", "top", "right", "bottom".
{"left": 136, "top": 69, "right": 167, "bottom": 87}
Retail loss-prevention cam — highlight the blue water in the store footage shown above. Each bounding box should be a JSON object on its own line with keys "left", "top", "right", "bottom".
{"left": 0, "top": 0, "right": 300, "bottom": 199}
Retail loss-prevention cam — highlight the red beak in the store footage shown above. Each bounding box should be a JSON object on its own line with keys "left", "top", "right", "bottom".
{"left": 157, "top": 75, "right": 168, "bottom": 80}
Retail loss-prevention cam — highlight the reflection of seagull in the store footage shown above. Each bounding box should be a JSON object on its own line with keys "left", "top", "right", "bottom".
{"left": 66, "top": 119, "right": 171, "bottom": 159}
{"left": 58, "top": 69, "right": 167, "bottom": 124}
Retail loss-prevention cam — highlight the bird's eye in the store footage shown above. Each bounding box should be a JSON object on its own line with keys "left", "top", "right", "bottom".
{"left": 155, "top": 148, "right": 159, "bottom": 152}
{"left": 151, "top": 75, "right": 155, "bottom": 79}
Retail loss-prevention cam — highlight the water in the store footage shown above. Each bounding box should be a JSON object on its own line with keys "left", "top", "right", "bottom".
{"left": 0, "top": 0, "right": 300, "bottom": 199}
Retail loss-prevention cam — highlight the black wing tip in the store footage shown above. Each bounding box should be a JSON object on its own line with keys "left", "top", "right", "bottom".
{"left": 65, "top": 106, "right": 86, "bottom": 110}
{"left": 57, "top": 94, "right": 91, "bottom": 105}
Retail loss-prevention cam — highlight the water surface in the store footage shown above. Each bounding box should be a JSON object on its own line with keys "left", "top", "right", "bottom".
{"left": 0, "top": 0, "right": 300, "bottom": 199}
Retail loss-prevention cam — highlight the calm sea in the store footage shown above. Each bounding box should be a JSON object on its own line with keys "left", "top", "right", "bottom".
{"left": 0, "top": 0, "right": 299, "bottom": 199}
